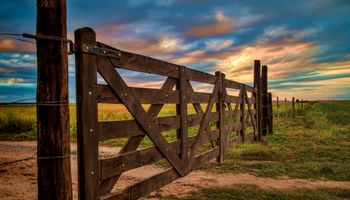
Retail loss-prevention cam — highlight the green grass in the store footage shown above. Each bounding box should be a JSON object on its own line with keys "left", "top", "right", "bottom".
{"left": 158, "top": 184, "right": 350, "bottom": 200}
{"left": 205, "top": 102, "right": 350, "bottom": 181}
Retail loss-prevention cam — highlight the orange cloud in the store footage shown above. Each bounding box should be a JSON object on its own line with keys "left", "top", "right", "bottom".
{"left": 188, "top": 11, "right": 236, "bottom": 37}
{"left": 0, "top": 39, "right": 35, "bottom": 52}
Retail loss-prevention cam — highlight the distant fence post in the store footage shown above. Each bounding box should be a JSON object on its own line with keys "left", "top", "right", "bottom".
{"left": 301, "top": 99, "right": 304, "bottom": 111}
{"left": 276, "top": 96, "right": 279, "bottom": 118}
{"left": 285, "top": 97, "right": 287, "bottom": 118}
{"left": 253, "top": 60, "right": 261, "bottom": 141}
{"left": 268, "top": 93, "right": 273, "bottom": 134}
{"left": 261, "top": 65, "right": 268, "bottom": 136}
{"left": 292, "top": 97, "right": 295, "bottom": 118}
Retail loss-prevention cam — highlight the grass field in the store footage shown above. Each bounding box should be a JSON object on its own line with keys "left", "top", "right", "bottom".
{"left": 161, "top": 184, "right": 350, "bottom": 200}
{"left": 1, "top": 101, "right": 349, "bottom": 199}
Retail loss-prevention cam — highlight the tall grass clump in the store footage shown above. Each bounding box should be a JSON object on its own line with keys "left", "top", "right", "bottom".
{"left": 0, "top": 111, "right": 36, "bottom": 139}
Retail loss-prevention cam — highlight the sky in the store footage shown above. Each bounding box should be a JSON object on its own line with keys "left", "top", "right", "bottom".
{"left": 0, "top": 0, "right": 350, "bottom": 102}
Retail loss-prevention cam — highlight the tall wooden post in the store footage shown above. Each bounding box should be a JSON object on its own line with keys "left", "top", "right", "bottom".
{"left": 75, "top": 28, "right": 99, "bottom": 200}
{"left": 36, "top": 0, "right": 72, "bottom": 199}
{"left": 216, "top": 72, "right": 225, "bottom": 163}
{"left": 253, "top": 60, "right": 261, "bottom": 141}
{"left": 292, "top": 97, "right": 295, "bottom": 118}
{"left": 261, "top": 65, "right": 268, "bottom": 136}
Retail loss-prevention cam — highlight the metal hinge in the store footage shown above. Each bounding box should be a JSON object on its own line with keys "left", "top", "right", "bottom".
{"left": 83, "top": 45, "right": 121, "bottom": 59}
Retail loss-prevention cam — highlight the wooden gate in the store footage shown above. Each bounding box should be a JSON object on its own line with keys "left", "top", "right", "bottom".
{"left": 75, "top": 27, "right": 270, "bottom": 200}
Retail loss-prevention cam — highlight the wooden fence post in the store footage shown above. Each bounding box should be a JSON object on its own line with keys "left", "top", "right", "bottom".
{"left": 36, "top": 0, "right": 72, "bottom": 199}
{"left": 253, "top": 60, "right": 261, "bottom": 141}
{"left": 285, "top": 97, "right": 287, "bottom": 118}
{"left": 240, "top": 86, "right": 246, "bottom": 142}
{"left": 75, "top": 27, "right": 99, "bottom": 200}
{"left": 292, "top": 97, "right": 295, "bottom": 118}
{"left": 261, "top": 65, "right": 268, "bottom": 136}
{"left": 216, "top": 71, "right": 225, "bottom": 163}
{"left": 177, "top": 66, "right": 188, "bottom": 167}
{"left": 301, "top": 99, "right": 304, "bottom": 111}
{"left": 268, "top": 93, "right": 273, "bottom": 134}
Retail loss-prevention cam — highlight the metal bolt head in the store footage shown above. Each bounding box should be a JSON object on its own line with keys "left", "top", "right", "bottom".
{"left": 124, "top": 93, "right": 128, "bottom": 96}
{"left": 91, "top": 171, "right": 94, "bottom": 175}
{"left": 90, "top": 129, "right": 93, "bottom": 132}
{"left": 88, "top": 91, "right": 92, "bottom": 95}
{"left": 85, "top": 46, "right": 89, "bottom": 50}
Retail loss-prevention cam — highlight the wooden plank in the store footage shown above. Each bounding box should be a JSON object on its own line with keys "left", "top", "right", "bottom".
{"left": 244, "top": 89, "right": 257, "bottom": 139}
{"left": 98, "top": 77, "right": 177, "bottom": 195}
{"left": 224, "top": 79, "right": 254, "bottom": 92}
{"left": 75, "top": 27, "right": 99, "bottom": 200}
{"left": 186, "top": 68, "right": 216, "bottom": 84}
{"left": 187, "top": 81, "right": 216, "bottom": 148}
{"left": 96, "top": 85, "right": 179, "bottom": 104}
{"left": 100, "top": 168, "right": 179, "bottom": 200}
{"left": 192, "top": 147, "right": 219, "bottom": 170}
{"left": 177, "top": 66, "right": 188, "bottom": 166}
{"left": 97, "top": 57, "right": 184, "bottom": 176}
{"left": 188, "top": 72, "right": 220, "bottom": 170}
{"left": 225, "top": 94, "right": 241, "bottom": 103}
{"left": 97, "top": 42, "right": 180, "bottom": 79}
{"left": 187, "top": 91, "right": 219, "bottom": 103}
{"left": 97, "top": 84, "right": 219, "bottom": 104}
{"left": 98, "top": 112, "right": 220, "bottom": 141}
{"left": 98, "top": 116, "right": 179, "bottom": 141}
{"left": 240, "top": 87, "right": 246, "bottom": 142}
{"left": 100, "top": 148, "right": 218, "bottom": 200}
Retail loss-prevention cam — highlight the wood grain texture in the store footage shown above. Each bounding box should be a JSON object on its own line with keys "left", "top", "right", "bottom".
{"left": 75, "top": 27, "right": 99, "bottom": 200}
{"left": 37, "top": 1, "right": 72, "bottom": 199}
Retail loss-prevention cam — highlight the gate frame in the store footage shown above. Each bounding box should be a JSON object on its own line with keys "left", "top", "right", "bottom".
{"left": 75, "top": 27, "right": 270, "bottom": 200}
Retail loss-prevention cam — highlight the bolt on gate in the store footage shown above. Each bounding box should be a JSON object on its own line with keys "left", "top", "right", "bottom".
{"left": 75, "top": 27, "right": 272, "bottom": 200}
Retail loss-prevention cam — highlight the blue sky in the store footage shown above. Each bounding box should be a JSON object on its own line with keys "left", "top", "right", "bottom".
{"left": 0, "top": 0, "right": 350, "bottom": 102}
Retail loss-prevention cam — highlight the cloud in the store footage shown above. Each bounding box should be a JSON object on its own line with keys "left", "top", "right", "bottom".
{"left": 188, "top": 11, "right": 236, "bottom": 37}
{"left": 205, "top": 39, "right": 233, "bottom": 51}
{"left": 0, "top": 77, "right": 25, "bottom": 84}
{"left": 0, "top": 38, "right": 35, "bottom": 52}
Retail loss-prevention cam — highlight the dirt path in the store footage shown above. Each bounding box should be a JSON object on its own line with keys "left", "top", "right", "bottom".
{"left": 1, "top": 141, "right": 349, "bottom": 200}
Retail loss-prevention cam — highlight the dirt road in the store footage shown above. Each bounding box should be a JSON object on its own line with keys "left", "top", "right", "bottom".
{"left": 1, "top": 141, "right": 349, "bottom": 200}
